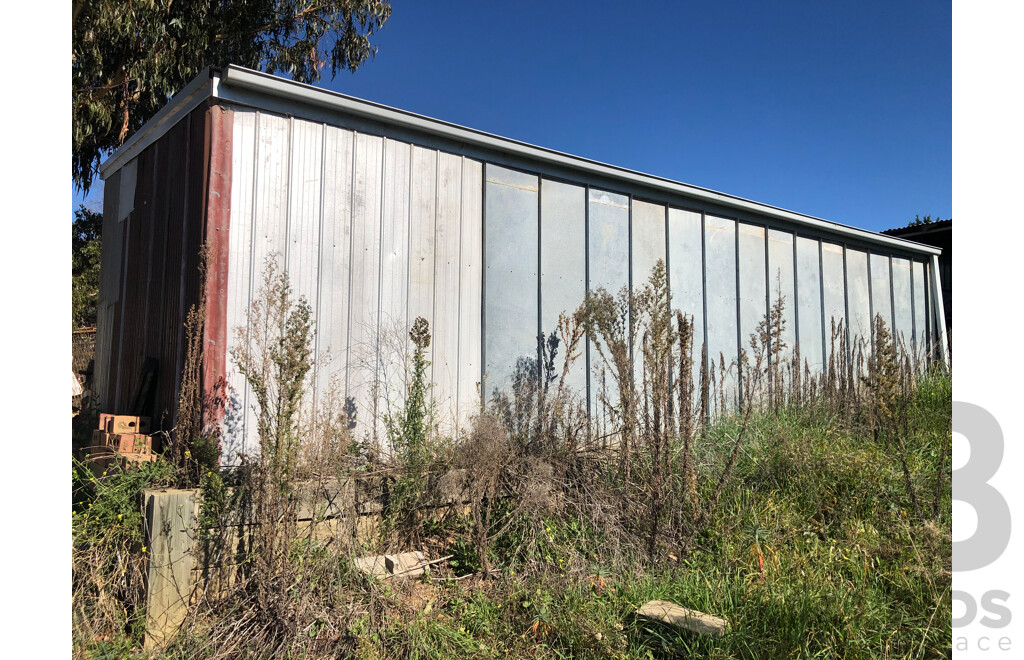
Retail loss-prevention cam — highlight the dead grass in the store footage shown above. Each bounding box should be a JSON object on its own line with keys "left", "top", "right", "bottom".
{"left": 72, "top": 257, "right": 950, "bottom": 659}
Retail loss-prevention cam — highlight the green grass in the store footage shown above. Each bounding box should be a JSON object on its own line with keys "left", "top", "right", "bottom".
{"left": 305, "top": 374, "right": 951, "bottom": 660}
{"left": 74, "top": 373, "right": 951, "bottom": 659}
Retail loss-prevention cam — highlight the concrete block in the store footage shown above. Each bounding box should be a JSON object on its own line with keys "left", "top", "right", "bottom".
{"left": 353, "top": 555, "right": 389, "bottom": 578}
{"left": 386, "top": 551, "right": 428, "bottom": 577}
{"left": 637, "top": 600, "right": 728, "bottom": 637}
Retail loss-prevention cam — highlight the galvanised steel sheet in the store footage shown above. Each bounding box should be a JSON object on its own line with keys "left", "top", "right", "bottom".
{"left": 796, "top": 236, "right": 824, "bottom": 373}
{"left": 457, "top": 158, "right": 484, "bottom": 431}
{"left": 631, "top": 199, "right": 667, "bottom": 394}
{"left": 93, "top": 166, "right": 123, "bottom": 414}
{"left": 821, "top": 242, "right": 847, "bottom": 361}
{"left": 286, "top": 119, "right": 324, "bottom": 308}
{"left": 738, "top": 223, "right": 767, "bottom": 364}
{"left": 347, "top": 132, "right": 384, "bottom": 438}
{"left": 668, "top": 208, "right": 705, "bottom": 390}
{"left": 870, "top": 252, "right": 893, "bottom": 331}
{"left": 911, "top": 260, "right": 928, "bottom": 356}
{"left": 433, "top": 151, "right": 465, "bottom": 430}
{"left": 587, "top": 187, "right": 629, "bottom": 424}
{"left": 704, "top": 215, "right": 737, "bottom": 414}
{"left": 540, "top": 179, "right": 587, "bottom": 399}
{"left": 285, "top": 118, "right": 324, "bottom": 422}
{"left": 314, "top": 124, "right": 355, "bottom": 426}
{"left": 378, "top": 138, "right": 412, "bottom": 425}
{"left": 94, "top": 104, "right": 219, "bottom": 455}
{"left": 846, "top": 248, "right": 872, "bottom": 365}
{"left": 484, "top": 164, "right": 539, "bottom": 400}
{"left": 631, "top": 200, "right": 667, "bottom": 293}
{"left": 221, "top": 113, "right": 486, "bottom": 457}
{"left": 408, "top": 145, "right": 437, "bottom": 385}
{"left": 767, "top": 229, "right": 796, "bottom": 370}
{"left": 96, "top": 68, "right": 952, "bottom": 457}
{"left": 891, "top": 257, "right": 914, "bottom": 354}
{"left": 224, "top": 109, "right": 257, "bottom": 446}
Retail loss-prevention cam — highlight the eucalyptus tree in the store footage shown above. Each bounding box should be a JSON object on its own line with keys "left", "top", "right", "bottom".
{"left": 72, "top": 0, "right": 391, "bottom": 192}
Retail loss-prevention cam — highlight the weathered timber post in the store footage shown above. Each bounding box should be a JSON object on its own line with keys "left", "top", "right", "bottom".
{"left": 143, "top": 488, "right": 199, "bottom": 650}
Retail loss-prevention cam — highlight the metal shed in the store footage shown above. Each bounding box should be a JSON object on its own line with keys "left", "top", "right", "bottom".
{"left": 95, "top": 65, "right": 948, "bottom": 462}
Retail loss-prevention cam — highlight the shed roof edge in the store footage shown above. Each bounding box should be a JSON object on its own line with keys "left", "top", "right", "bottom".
{"left": 98, "top": 65, "right": 941, "bottom": 257}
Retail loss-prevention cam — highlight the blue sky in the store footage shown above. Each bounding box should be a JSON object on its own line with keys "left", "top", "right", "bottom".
{"left": 73, "top": 1, "right": 951, "bottom": 232}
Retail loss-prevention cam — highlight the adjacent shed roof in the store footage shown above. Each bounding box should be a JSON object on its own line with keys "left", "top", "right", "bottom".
{"left": 100, "top": 65, "right": 941, "bottom": 257}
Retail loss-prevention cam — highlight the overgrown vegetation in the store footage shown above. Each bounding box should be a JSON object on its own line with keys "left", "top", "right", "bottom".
{"left": 72, "top": 258, "right": 951, "bottom": 659}
{"left": 73, "top": 0, "right": 392, "bottom": 191}
{"left": 72, "top": 204, "right": 102, "bottom": 330}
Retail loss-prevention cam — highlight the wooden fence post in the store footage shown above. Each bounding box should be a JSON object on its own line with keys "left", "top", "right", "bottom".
{"left": 143, "top": 488, "right": 199, "bottom": 650}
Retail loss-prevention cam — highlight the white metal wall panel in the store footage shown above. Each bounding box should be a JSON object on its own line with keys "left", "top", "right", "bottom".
{"left": 215, "top": 106, "right": 937, "bottom": 453}
{"left": 347, "top": 133, "right": 384, "bottom": 438}
{"left": 821, "top": 242, "right": 846, "bottom": 360}
{"left": 668, "top": 208, "right": 705, "bottom": 391}
{"left": 237, "top": 112, "right": 291, "bottom": 457}
{"left": 704, "top": 215, "right": 737, "bottom": 415}
{"left": 286, "top": 119, "right": 325, "bottom": 427}
{"left": 870, "top": 253, "right": 893, "bottom": 331}
{"left": 286, "top": 119, "right": 324, "bottom": 305}
{"left": 252, "top": 113, "right": 291, "bottom": 274}
{"left": 911, "top": 260, "right": 928, "bottom": 356}
{"left": 378, "top": 138, "right": 412, "bottom": 429}
{"left": 845, "top": 249, "right": 871, "bottom": 362}
{"left": 588, "top": 189, "right": 630, "bottom": 294}
{"left": 433, "top": 153, "right": 464, "bottom": 430}
{"left": 796, "top": 236, "right": 824, "bottom": 374}
{"left": 738, "top": 223, "right": 767, "bottom": 364}
{"left": 587, "top": 188, "right": 630, "bottom": 422}
{"left": 484, "top": 164, "right": 539, "bottom": 399}
{"left": 891, "top": 257, "right": 913, "bottom": 353}
{"left": 540, "top": 179, "right": 587, "bottom": 399}
{"left": 315, "top": 125, "right": 355, "bottom": 412}
{"left": 631, "top": 199, "right": 666, "bottom": 395}
{"left": 224, "top": 111, "right": 257, "bottom": 455}
{"left": 767, "top": 229, "right": 796, "bottom": 368}
{"left": 631, "top": 200, "right": 666, "bottom": 291}
{"left": 408, "top": 146, "right": 437, "bottom": 386}
{"left": 457, "top": 159, "right": 484, "bottom": 427}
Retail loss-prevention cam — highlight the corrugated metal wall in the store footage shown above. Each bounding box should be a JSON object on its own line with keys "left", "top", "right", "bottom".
{"left": 94, "top": 105, "right": 216, "bottom": 442}
{"left": 96, "top": 91, "right": 944, "bottom": 463}
{"left": 481, "top": 176, "right": 937, "bottom": 424}
{"left": 223, "top": 109, "right": 483, "bottom": 462}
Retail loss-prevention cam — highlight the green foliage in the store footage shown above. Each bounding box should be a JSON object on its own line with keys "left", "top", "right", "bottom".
{"left": 72, "top": 205, "right": 103, "bottom": 329}
{"left": 72, "top": 0, "right": 392, "bottom": 190}
{"left": 394, "top": 316, "right": 433, "bottom": 464}
{"left": 71, "top": 257, "right": 951, "bottom": 658}
{"left": 907, "top": 214, "right": 948, "bottom": 227}
{"left": 231, "top": 256, "right": 315, "bottom": 485}
{"left": 72, "top": 456, "right": 177, "bottom": 653}
{"left": 384, "top": 316, "right": 436, "bottom": 541}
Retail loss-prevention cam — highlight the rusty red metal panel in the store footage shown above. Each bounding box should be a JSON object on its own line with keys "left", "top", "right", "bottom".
{"left": 200, "top": 104, "right": 234, "bottom": 435}
{"left": 96, "top": 102, "right": 232, "bottom": 455}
